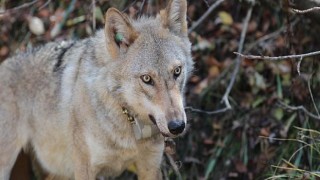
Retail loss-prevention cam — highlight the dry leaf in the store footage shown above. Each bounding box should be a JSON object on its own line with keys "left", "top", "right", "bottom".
{"left": 218, "top": 11, "right": 233, "bottom": 26}
{"left": 28, "top": 16, "right": 45, "bottom": 35}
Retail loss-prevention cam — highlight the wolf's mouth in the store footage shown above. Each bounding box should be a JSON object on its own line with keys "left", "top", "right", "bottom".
{"left": 148, "top": 114, "right": 156, "bottom": 125}
{"left": 148, "top": 114, "right": 170, "bottom": 137}
{"left": 123, "top": 107, "right": 180, "bottom": 138}
{"left": 148, "top": 114, "right": 173, "bottom": 137}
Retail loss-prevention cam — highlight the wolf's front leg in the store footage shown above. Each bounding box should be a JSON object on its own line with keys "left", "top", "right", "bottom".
{"left": 135, "top": 160, "right": 162, "bottom": 180}
{"left": 73, "top": 157, "right": 96, "bottom": 180}
{"left": 73, "top": 148, "right": 96, "bottom": 180}
{"left": 135, "top": 142, "right": 164, "bottom": 180}
{"left": 72, "top": 133, "right": 96, "bottom": 180}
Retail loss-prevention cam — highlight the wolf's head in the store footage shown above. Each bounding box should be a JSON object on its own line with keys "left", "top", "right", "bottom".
{"left": 104, "top": 0, "right": 193, "bottom": 138}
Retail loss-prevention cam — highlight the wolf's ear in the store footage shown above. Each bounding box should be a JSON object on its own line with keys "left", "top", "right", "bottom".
{"left": 160, "top": 0, "right": 188, "bottom": 37}
{"left": 104, "top": 8, "right": 138, "bottom": 59}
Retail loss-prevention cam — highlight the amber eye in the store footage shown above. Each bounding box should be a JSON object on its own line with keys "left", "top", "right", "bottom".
{"left": 141, "top": 75, "right": 153, "bottom": 85}
{"left": 173, "top": 66, "right": 181, "bottom": 78}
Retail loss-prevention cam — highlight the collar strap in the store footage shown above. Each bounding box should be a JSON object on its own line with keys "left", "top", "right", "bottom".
{"left": 122, "top": 107, "right": 160, "bottom": 140}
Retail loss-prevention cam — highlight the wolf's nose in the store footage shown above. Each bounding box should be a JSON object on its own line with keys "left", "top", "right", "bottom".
{"left": 168, "top": 120, "right": 185, "bottom": 135}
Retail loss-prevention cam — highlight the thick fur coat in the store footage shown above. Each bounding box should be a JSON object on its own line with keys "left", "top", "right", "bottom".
{"left": 0, "top": 0, "right": 193, "bottom": 179}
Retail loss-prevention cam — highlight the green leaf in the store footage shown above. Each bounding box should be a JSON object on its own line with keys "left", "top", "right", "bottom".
{"left": 204, "top": 135, "right": 232, "bottom": 179}
{"left": 274, "top": 108, "right": 284, "bottom": 121}
{"left": 252, "top": 96, "right": 266, "bottom": 108}
{"left": 276, "top": 74, "right": 283, "bottom": 99}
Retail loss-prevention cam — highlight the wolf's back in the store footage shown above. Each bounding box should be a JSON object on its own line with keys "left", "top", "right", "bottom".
{"left": 0, "top": 40, "right": 79, "bottom": 95}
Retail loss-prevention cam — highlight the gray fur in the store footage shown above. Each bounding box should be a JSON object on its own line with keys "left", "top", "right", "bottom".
{"left": 0, "top": 0, "right": 193, "bottom": 179}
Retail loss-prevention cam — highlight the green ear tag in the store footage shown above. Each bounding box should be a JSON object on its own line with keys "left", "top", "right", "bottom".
{"left": 115, "top": 33, "right": 124, "bottom": 43}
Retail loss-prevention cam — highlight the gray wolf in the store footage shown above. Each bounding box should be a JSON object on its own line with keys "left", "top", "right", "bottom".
{"left": 0, "top": 0, "right": 193, "bottom": 179}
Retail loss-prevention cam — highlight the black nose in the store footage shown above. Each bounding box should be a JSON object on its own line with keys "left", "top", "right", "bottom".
{"left": 168, "top": 120, "right": 185, "bottom": 135}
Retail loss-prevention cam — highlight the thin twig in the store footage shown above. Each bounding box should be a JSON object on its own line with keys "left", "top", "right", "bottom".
{"left": 244, "top": 19, "right": 299, "bottom": 53}
{"left": 0, "top": 0, "right": 38, "bottom": 14}
{"left": 196, "top": 21, "right": 295, "bottom": 112}
{"left": 138, "top": 0, "right": 147, "bottom": 17}
{"left": 292, "top": 7, "right": 320, "bottom": 14}
{"left": 186, "top": 1, "right": 254, "bottom": 115}
{"left": 307, "top": 74, "right": 320, "bottom": 117}
{"left": 221, "top": 1, "right": 254, "bottom": 109}
{"left": 245, "top": 27, "right": 284, "bottom": 53}
{"left": 50, "top": 0, "right": 77, "bottom": 38}
{"left": 165, "top": 153, "right": 182, "bottom": 180}
{"left": 277, "top": 101, "right": 320, "bottom": 120}
{"left": 235, "top": 50, "right": 320, "bottom": 60}
{"left": 270, "top": 165, "right": 320, "bottom": 178}
{"left": 185, "top": 106, "right": 230, "bottom": 115}
{"left": 297, "top": 57, "right": 303, "bottom": 75}
{"left": 202, "top": 0, "right": 210, "bottom": 8}
{"left": 39, "top": 0, "right": 51, "bottom": 10}
{"left": 188, "top": 0, "right": 224, "bottom": 33}
{"left": 123, "top": 0, "right": 138, "bottom": 12}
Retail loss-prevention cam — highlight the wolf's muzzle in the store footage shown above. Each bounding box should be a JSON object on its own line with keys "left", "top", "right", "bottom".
{"left": 167, "top": 120, "right": 185, "bottom": 135}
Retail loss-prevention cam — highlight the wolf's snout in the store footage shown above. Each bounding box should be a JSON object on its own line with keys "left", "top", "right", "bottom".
{"left": 167, "top": 120, "right": 185, "bottom": 135}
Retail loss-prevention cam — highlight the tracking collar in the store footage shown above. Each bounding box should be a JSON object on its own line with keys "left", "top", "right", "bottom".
{"left": 122, "top": 107, "right": 160, "bottom": 140}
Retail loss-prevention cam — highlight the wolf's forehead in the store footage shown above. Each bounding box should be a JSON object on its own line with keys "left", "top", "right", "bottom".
{"left": 129, "top": 36, "right": 184, "bottom": 75}
{"left": 138, "top": 39, "right": 184, "bottom": 66}
{"left": 138, "top": 33, "right": 185, "bottom": 61}
{"left": 129, "top": 21, "right": 187, "bottom": 69}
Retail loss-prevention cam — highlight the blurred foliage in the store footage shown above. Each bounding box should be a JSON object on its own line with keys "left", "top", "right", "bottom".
{"left": 1, "top": 0, "right": 320, "bottom": 179}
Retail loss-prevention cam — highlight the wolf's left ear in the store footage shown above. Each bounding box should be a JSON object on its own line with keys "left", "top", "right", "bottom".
{"left": 160, "top": 0, "right": 188, "bottom": 38}
{"left": 105, "top": 8, "right": 138, "bottom": 59}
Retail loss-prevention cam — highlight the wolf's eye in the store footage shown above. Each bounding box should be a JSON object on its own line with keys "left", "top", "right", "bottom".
{"left": 173, "top": 66, "right": 181, "bottom": 78}
{"left": 141, "top": 75, "right": 153, "bottom": 85}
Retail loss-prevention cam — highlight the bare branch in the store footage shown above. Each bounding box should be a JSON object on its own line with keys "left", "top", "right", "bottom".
{"left": 244, "top": 19, "right": 299, "bottom": 53}
{"left": 138, "top": 0, "right": 146, "bottom": 17}
{"left": 185, "top": 0, "right": 255, "bottom": 115}
{"left": 39, "top": 0, "right": 51, "bottom": 10}
{"left": 123, "top": 0, "right": 138, "bottom": 12}
{"left": 292, "top": 7, "right": 320, "bottom": 14}
{"left": 221, "top": 1, "right": 254, "bottom": 109}
{"left": 234, "top": 50, "right": 320, "bottom": 60}
{"left": 50, "top": 0, "right": 77, "bottom": 38}
{"left": 297, "top": 57, "right": 303, "bottom": 75}
{"left": 277, "top": 101, "right": 320, "bottom": 120}
{"left": 188, "top": 0, "right": 224, "bottom": 33}
{"left": 0, "top": 0, "right": 52, "bottom": 15}
{"left": 202, "top": 0, "right": 210, "bottom": 8}
{"left": 185, "top": 106, "right": 231, "bottom": 115}
{"left": 0, "top": 0, "right": 38, "bottom": 14}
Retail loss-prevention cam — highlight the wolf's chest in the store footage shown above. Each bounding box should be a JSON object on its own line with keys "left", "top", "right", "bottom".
{"left": 85, "top": 132, "right": 141, "bottom": 173}
{"left": 95, "top": 147, "right": 139, "bottom": 177}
